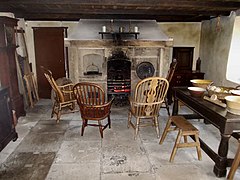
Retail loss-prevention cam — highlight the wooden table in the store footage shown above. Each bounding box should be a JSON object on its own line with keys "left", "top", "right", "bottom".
{"left": 172, "top": 87, "right": 240, "bottom": 177}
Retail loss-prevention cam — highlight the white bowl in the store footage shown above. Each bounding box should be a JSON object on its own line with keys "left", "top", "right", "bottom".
{"left": 188, "top": 87, "right": 206, "bottom": 98}
{"left": 225, "top": 96, "right": 240, "bottom": 115}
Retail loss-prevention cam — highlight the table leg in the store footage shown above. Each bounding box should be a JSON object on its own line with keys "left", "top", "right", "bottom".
{"left": 213, "top": 133, "right": 231, "bottom": 177}
{"left": 172, "top": 97, "right": 178, "bottom": 116}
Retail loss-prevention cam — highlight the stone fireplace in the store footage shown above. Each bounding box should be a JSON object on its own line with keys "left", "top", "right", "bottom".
{"left": 66, "top": 40, "right": 173, "bottom": 103}
{"left": 65, "top": 19, "right": 173, "bottom": 100}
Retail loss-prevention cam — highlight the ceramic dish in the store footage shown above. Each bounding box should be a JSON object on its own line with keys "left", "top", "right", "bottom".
{"left": 188, "top": 87, "right": 206, "bottom": 98}
{"left": 190, "top": 79, "right": 213, "bottom": 89}
{"left": 230, "top": 90, "right": 240, "bottom": 96}
{"left": 225, "top": 96, "right": 240, "bottom": 115}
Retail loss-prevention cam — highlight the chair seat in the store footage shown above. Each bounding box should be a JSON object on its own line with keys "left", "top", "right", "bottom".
{"left": 81, "top": 107, "right": 110, "bottom": 120}
{"left": 171, "top": 116, "right": 198, "bottom": 132}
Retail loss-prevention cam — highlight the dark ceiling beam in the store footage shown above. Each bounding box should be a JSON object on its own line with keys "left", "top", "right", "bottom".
{"left": 2, "top": 0, "right": 240, "bottom": 8}
{"left": 1, "top": 1, "right": 240, "bottom": 12}
{"left": 0, "top": 0, "right": 240, "bottom": 22}
{"left": 14, "top": 13, "right": 211, "bottom": 22}
{"left": 1, "top": 5, "right": 232, "bottom": 17}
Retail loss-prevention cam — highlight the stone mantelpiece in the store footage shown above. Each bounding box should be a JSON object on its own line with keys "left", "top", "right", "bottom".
{"left": 65, "top": 39, "right": 173, "bottom": 92}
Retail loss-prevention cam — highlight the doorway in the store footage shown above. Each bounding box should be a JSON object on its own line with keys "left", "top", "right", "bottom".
{"left": 33, "top": 27, "right": 67, "bottom": 98}
{"left": 173, "top": 47, "right": 194, "bottom": 72}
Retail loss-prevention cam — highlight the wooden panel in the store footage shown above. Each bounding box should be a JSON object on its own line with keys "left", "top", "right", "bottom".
{"left": 0, "top": 17, "right": 25, "bottom": 118}
{"left": 0, "top": 87, "right": 18, "bottom": 151}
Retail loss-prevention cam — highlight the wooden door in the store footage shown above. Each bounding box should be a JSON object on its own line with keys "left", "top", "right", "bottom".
{"left": 33, "top": 27, "right": 66, "bottom": 98}
{"left": 173, "top": 47, "right": 194, "bottom": 72}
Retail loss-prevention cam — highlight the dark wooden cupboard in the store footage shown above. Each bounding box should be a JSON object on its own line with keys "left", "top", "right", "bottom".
{"left": 0, "top": 16, "right": 25, "bottom": 118}
{"left": 0, "top": 87, "right": 18, "bottom": 152}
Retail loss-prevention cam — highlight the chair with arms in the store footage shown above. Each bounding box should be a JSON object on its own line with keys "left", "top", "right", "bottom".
{"left": 73, "top": 82, "right": 114, "bottom": 138}
{"left": 162, "top": 61, "right": 177, "bottom": 115}
{"left": 128, "top": 77, "right": 169, "bottom": 139}
{"left": 41, "top": 66, "right": 76, "bottom": 123}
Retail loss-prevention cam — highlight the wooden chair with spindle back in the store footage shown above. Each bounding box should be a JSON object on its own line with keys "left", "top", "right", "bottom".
{"left": 162, "top": 61, "right": 177, "bottom": 115}
{"left": 73, "top": 82, "right": 114, "bottom": 138}
{"left": 128, "top": 77, "right": 169, "bottom": 139}
{"left": 41, "top": 66, "right": 77, "bottom": 123}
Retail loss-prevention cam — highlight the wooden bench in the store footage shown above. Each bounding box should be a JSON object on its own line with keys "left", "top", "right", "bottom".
{"left": 159, "top": 116, "right": 202, "bottom": 162}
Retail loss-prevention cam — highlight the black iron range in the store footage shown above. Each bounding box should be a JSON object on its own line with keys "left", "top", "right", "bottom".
{"left": 107, "top": 50, "right": 131, "bottom": 106}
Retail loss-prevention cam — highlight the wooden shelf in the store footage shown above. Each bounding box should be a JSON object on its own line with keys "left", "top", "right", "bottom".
{"left": 99, "top": 32, "right": 140, "bottom": 39}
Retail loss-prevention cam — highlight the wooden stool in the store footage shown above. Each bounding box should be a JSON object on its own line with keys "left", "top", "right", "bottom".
{"left": 159, "top": 116, "right": 202, "bottom": 162}
{"left": 227, "top": 139, "right": 240, "bottom": 180}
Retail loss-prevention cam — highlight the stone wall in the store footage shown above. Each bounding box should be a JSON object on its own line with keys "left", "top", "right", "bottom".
{"left": 200, "top": 12, "right": 239, "bottom": 87}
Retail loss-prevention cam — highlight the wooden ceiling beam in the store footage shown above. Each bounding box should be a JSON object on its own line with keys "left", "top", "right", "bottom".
{"left": 2, "top": 0, "right": 240, "bottom": 7}
{"left": 0, "top": 0, "right": 240, "bottom": 22}
{"left": 2, "top": 5, "right": 231, "bottom": 16}
{"left": 14, "top": 13, "right": 210, "bottom": 22}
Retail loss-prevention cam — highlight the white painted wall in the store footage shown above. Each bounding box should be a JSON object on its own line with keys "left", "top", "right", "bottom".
{"left": 158, "top": 22, "right": 202, "bottom": 70}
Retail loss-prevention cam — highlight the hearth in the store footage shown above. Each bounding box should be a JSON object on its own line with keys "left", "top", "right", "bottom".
{"left": 107, "top": 50, "right": 131, "bottom": 106}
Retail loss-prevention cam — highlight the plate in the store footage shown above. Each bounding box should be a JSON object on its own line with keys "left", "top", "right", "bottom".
{"left": 230, "top": 90, "right": 240, "bottom": 96}
{"left": 136, "top": 62, "right": 155, "bottom": 79}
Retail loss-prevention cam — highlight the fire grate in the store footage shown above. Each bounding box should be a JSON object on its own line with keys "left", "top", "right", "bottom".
{"left": 107, "top": 50, "right": 131, "bottom": 106}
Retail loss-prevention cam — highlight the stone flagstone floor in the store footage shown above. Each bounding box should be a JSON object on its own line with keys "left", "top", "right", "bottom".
{"left": 0, "top": 99, "right": 240, "bottom": 180}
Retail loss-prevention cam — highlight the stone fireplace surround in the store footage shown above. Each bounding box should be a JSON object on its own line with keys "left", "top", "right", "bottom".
{"left": 65, "top": 40, "right": 173, "bottom": 96}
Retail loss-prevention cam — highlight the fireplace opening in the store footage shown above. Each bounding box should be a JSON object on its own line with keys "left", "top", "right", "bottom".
{"left": 107, "top": 50, "right": 131, "bottom": 106}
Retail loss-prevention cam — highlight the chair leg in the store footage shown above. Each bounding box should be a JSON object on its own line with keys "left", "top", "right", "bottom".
{"left": 170, "top": 130, "right": 182, "bottom": 162}
{"left": 108, "top": 115, "right": 111, "bottom": 129}
{"left": 81, "top": 119, "right": 86, "bottom": 136}
{"left": 165, "top": 98, "right": 170, "bottom": 116}
{"left": 51, "top": 101, "right": 57, "bottom": 118}
{"left": 134, "top": 117, "right": 140, "bottom": 140}
{"left": 98, "top": 121, "right": 103, "bottom": 138}
{"left": 127, "top": 111, "right": 132, "bottom": 128}
{"left": 184, "top": 136, "right": 188, "bottom": 143}
{"left": 195, "top": 134, "right": 202, "bottom": 161}
{"left": 56, "top": 105, "right": 61, "bottom": 123}
{"left": 159, "top": 117, "right": 172, "bottom": 144}
{"left": 154, "top": 117, "right": 160, "bottom": 138}
{"left": 228, "top": 142, "right": 240, "bottom": 180}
